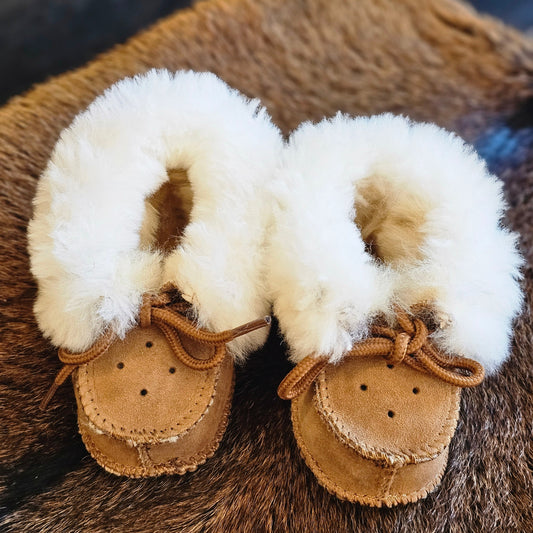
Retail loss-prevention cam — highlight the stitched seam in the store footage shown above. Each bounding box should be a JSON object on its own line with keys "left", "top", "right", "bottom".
{"left": 81, "top": 361, "right": 209, "bottom": 438}
{"left": 77, "top": 346, "right": 221, "bottom": 442}
{"left": 82, "top": 362, "right": 219, "bottom": 442}
{"left": 378, "top": 464, "right": 396, "bottom": 498}
{"left": 137, "top": 445, "right": 152, "bottom": 469}
{"left": 316, "top": 367, "right": 459, "bottom": 461}
{"left": 292, "top": 392, "right": 388, "bottom": 501}
{"left": 78, "top": 370, "right": 234, "bottom": 477}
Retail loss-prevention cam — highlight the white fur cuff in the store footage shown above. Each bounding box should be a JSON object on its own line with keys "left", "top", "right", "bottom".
{"left": 268, "top": 114, "right": 523, "bottom": 373}
{"left": 28, "top": 70, "right": 282, "bottom": 361}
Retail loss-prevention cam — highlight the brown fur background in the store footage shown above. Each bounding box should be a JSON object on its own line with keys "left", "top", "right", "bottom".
{"left": 1, "top": 0, "right": 533, "bottom": 531}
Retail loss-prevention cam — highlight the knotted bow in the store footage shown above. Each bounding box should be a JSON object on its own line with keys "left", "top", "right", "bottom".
{"left": 277, "top": 311, "right": 484, "bottom": 400}
{"left": 40, "top": 291, "right": 271, "bottom": 410}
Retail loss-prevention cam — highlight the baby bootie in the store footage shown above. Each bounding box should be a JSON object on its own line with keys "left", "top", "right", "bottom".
{"left": 28, "top": 70, "right": 281, "bottom": 477}
{"left": 269, "top": 114, "right": 522, "bottom": 506}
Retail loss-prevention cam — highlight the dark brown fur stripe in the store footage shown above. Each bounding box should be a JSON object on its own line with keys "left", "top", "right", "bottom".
{"left": 1, "top": 0, "right": 533, "bottom": 531}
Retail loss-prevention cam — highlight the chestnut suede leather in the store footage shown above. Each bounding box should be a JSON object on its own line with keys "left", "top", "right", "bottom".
{"left": 74, "top": 325, "right": 234, "bottom": 477}
{"left": 291, "top": 356, "right": 461, "bottom": 507}
{"left": 39, "top": 287, "right": 270, "bottom": 477}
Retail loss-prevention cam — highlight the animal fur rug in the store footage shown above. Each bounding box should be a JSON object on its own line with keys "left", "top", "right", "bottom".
{"left": 1, "top": 0, "right": 532, "bottom": 531}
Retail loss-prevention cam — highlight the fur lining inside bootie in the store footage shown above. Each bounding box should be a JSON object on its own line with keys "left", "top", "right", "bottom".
{"left": 28, "top": 70, "right": 281, "bottom": 476}
{"left": 270, "top": 113, "right": 523, "bottom": 506}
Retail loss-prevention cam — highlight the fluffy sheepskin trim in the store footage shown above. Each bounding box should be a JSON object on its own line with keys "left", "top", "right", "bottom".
{"left": 28, "top": 70, "right": 282, "bottom": 361}
{"left": 268, "top": 114, "right": 522, "bottom": 373}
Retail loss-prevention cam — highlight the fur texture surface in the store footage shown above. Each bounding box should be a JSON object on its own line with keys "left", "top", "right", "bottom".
{"left": 269, "top": 114, "right": 523, "bottom": 371}
{"left": 27, "top": 69, "right": 282, "bottom": 360}
{"left": 1, "top": 0, "right": 533, "bottom": 532}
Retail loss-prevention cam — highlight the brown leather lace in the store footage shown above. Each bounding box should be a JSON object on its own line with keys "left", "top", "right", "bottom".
{"left": 277, "top": 311, "right": 485, "bottom": 400}
{"left": 40, "top": 291, "right": 271, "bottom": 410}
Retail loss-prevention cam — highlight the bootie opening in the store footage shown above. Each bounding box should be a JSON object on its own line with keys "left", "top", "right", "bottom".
{"left": 354, "top": 174, "right": 429, "bottom": 266}
{"left": 141, "top": 168, "right": 194, "bottom": 253}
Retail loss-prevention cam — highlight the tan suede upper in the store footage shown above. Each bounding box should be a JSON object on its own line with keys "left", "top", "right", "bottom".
{"left": 37, "top": 287, "right": 270, "bottom": 477}
{"left": 75, "top": 324, "right": 235, "bottom": 477}
{"left": 276, "top": 311, "right": 486, "bottom": 507}
{"left": 292, "top": 357, "right": 460, "bottom": 507}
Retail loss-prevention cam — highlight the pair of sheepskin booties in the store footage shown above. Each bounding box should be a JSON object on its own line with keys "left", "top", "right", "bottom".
{"left": 28, "top": 70, "right": 522, "bottom": 507}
